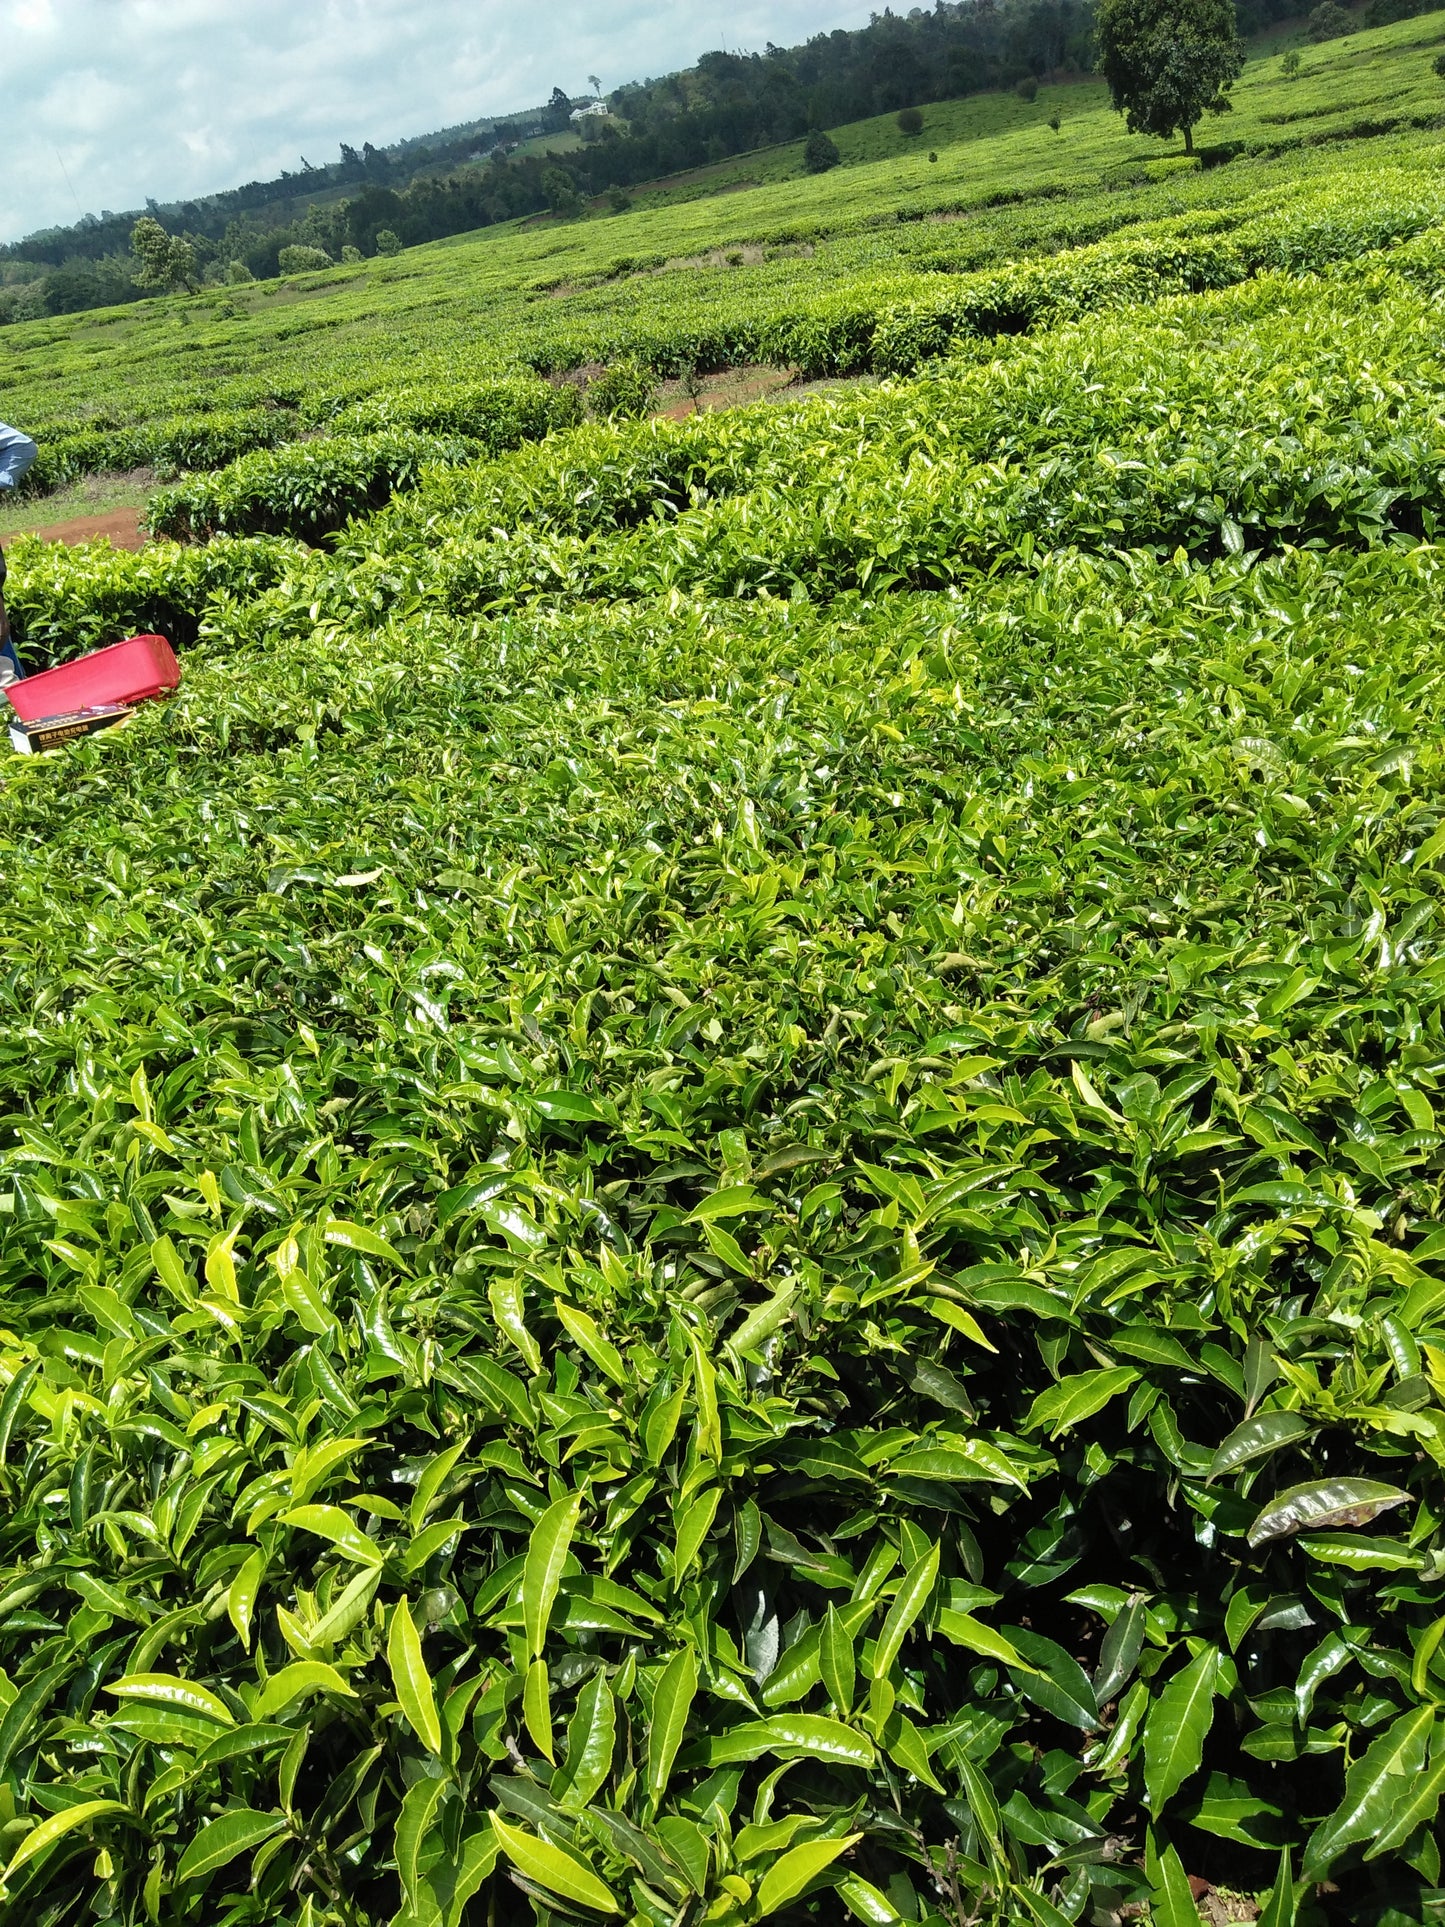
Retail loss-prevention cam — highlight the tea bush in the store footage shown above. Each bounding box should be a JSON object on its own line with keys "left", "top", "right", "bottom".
{"left": 146, "top": 434, "right": 474, "bottom": 543}
{"left": 324, "top": 377, "right": 583, "bottom": 454}
{"left": 18, "top": 410, "right": 298, "bottom": 495}
{"left": 586, "top": 361, "right": 659, "bottom": 422}
{"left": 4, "top": 534, "right": 307, "bottom": 658}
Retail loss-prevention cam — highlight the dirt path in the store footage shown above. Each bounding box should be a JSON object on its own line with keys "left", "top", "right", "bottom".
{"left": 651, "top": 363, "right": 800, "bottom": 420}
{"left": 7, "top": 508, "right": 147, "bottom": 551}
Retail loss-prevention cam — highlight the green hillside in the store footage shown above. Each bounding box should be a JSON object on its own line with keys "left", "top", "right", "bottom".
{"left": 4, "top": 16, "right": 1445, "bottom": 1927}
{"left": 2, "top": 10, "right": 1444, "bottom": 433}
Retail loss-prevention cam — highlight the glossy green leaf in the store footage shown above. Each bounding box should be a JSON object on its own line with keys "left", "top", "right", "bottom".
{"left": 672, "top": 1484, "right": 722, "bottom": 1585}
{"left": 838, "top": 1873, "right": 907, "bottom": 1924}
{"left": 1093, "top": 1595, "right": 1148, "bottom": 1705}
{"left": 488, "top": 1274, "right": 541, "bottom": 1372}
{"left": 554, "top": 1672, "right": 616, "bottom": 1810}
{"left": 490, "top": 1813, "right": 620, "bottom": 1915}
{"left": 1364, "top": 1751, "right": 1445, "bottom": 1859}
{"left": 704, "top": 1715, "right": 877, "bottom": 1766}
{"left": 280, "top": 1503, "right": 385, "bottom": 1568}
{"left": 522, "top": 1491, "right": 581, "bottom": 1661}
{"left": 756, "top": 1833, "right": 862, "bottom": 1916}
{"left": 523, "top": 1656, "right": 554, "bottom": 1764}
{"left": 252, "top": 1660, "right": 355, "bottom": 1722}
{"left": 106, "top": 1674, "right": 234, "bottom": 1726}
{"left": 555, "top": 1300, "right": 627, "bottom": 1383}
{"left": 1144, "top": 1828, "right": 1198, "bottom": 1927}
{"left": 1303, "top": 1705, "right": 1436, "bottom": 1880}
{"left": 872, "top": 1542, "right": 939, "bottom": 1683}
{"left": 1143, "top": 1646, "right": 1219, "bottom": 1812}
{"left": 820, "top": 1603, "right": 856, "bottom": 1715}
{"left": 2, "top": 1800, "right": 131, "bottom": 1881}
{"left": 227, "top": 1548, "right": 266, "bottom": 1651}
{"left": 395, "top": 1774, "right": 449, "bottom": 1905}
{"left": 647, "top": 1646, "right": 698, "bottom": 1809}
{"left": 387, "top": 1598, "right": 442, "bottom": 1754}
{"left": 409, "top": 1439, "right": 468, "bottom": 1533}
{"left": 0, "top": 1663, "right": 68, "bottom": 1780}
{"left": 175, "top": 1808, "right": 287, "bottom": 1887}
{"left": 1257, "top": 1849, "right": 1298, "bottom": 1927}
{"left": 323, "top": 1218, "right": 406, "bottom": 1265}
{"left": 937, "top": 1610, "right": 1032, "bottom": 1673}
{"left": 1208, "top": 1410, "right": 1314, "bottom": 1481}
{"left": 1024, "top": 1368, "right": 1138, "bottom": 1438}
{"left": 310, "top": 1565, "right": 383, "bottom": 1647}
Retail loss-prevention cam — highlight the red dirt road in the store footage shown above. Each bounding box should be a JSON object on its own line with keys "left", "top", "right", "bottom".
{"left": 9, "top": 508, "right": 147, "bottom": 551}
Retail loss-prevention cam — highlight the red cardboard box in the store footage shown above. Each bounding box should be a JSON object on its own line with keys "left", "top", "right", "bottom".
{"left": 5, "top": 634, "right": 180, "bottom": 725}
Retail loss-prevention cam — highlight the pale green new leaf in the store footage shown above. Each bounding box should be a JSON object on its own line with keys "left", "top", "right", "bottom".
{"left": 872, "top": 1542, "right": 940, "bottom": 1682}
{"left": 490, "top": 1814, "right": 620, "bottom": 1915}
{"left": 756, "top": 1833, "right": 861, "bottom": 1916}
{"left": 647, "top": 1645, "right": 698, "bottom": 1809}
{"left": 3, "top": 1800, "right": 131, "bottom": 1882}
{"left": 253, "top": 1661, "right": 355, "bottom": 1722}
{"left": 523, "top": 1491, "right": 581, "bottom": 1661}
{"left": 388, "top": 1597, "right": 443, "bottom": 1754}
{"left": 175, "top": 1809, "right": 287, "bottom": 1887}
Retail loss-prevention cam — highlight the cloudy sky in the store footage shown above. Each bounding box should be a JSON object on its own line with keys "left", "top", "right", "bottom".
{"left": 1, "top": 0, "right": 880, "bottom": 244}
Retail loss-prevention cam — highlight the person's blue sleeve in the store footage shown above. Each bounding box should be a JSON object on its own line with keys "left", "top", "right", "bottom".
{"left": 0, "top": 424, "right": 38, "bottom": 490}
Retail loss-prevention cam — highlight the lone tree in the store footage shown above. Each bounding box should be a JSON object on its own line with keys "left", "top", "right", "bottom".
{"left": 541, "top": 167, "right": 582, "bottom": 216}
{"left": 277, "top": 244, "right": 333, "bottom": 274}
{"left": 1307, "top": 1, "right": 1352, "bottom": 36}
{"left": 804, "top": 130, "right": 841, "bottom": 173}
{"left": 130, "top": 215, "right": 198, "bottom": 294}
{"left": 1094, "top": 0, "right": 1244, "bottom": 154}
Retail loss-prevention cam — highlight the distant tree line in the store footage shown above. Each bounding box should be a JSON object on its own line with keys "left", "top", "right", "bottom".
{"left": 0, "top": 0, "right": 1399, "bottom": 326}
{"left": 0, "top": 106, "right": 551, "bottom": 321}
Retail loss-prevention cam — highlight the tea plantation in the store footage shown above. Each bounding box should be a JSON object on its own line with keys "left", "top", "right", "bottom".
{"left": 3, "top": 15, "right": 1445, "bottom": 1927}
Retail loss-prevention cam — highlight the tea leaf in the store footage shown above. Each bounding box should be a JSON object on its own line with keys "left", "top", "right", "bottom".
{"left": 387, "top": 1599, "right": 442, "bottom": 1754}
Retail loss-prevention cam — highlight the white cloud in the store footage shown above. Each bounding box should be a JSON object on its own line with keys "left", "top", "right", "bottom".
{"left": 0, "top": 0, "right": 878, "bottom": 243}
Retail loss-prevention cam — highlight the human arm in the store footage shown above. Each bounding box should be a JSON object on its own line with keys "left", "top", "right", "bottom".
{"left": 0, "top": 424, "right": 38, "bottom": 491}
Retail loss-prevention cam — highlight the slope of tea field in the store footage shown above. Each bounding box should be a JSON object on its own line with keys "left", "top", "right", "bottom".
{"left": 0, "top": 7, "right": 1443, "bottom": 439}
{"left": 4, "top": 18, "right": 1445, "bottom": 1927}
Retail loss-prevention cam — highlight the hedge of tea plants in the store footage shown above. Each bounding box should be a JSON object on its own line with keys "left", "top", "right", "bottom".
{"left": 18, "top": 409, "right": 298, "bottom": 495}
{"left": 145, "top": 434, "right": 476, "bottom": 545}
{"left": 7, "top": 376, "right": 579, "bottom": 531}
{"left": 14, "top": 241, "right": 1445, "bottom": 666}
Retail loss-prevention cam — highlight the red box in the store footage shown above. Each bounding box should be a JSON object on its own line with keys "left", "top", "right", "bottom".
{"left": 5, "top": 634, "right": 180, "bottom": 724}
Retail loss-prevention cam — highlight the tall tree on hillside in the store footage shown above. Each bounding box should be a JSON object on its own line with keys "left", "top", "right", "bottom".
{"left": 1094, "top": 0, "right": 1243, "bottom": 152}
{"left": 130, "top": 215, "right": 198, "bottom": 293}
